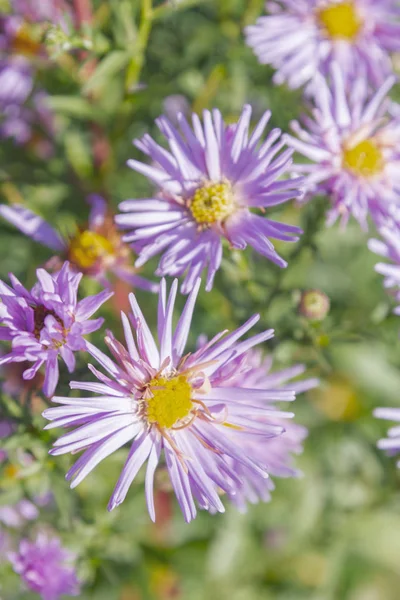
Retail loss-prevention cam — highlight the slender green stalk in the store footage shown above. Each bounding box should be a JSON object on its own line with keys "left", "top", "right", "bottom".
{"left": 125, "top": 0, "right": 154, "bottom": 91}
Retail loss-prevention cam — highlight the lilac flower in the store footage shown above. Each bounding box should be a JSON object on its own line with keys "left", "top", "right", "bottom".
{"left": 0, "top": 57, "right": 32, "bottom": 109}
{"left": 373, "top": 407, "right": 400, "bottom": 466}
{"left": 368, "top": 222, "right": 400, "bottom": 311}
{"left": 245, "top": 0, "right": 400, "bottom": 89}
{"left": 0, "top": 196, "right": 158, "bottom": 292}
{"left": 116, "top": 105, "right": 303, "bottom": 294}
{"left": 0, "top": 261, "right": 112, "bottom": 397}
{"left": 8, "top": 533, "right": 80, "bottom": 600}
{"left": 0, "top": 499, "right": 38, "bottom": 528}
{"left": 284, "top": 64, "right": 400, "bottom": 229}
{"left": 216, "top": 349, "right": 318, "bottom": 511}
{"left": 43, "top": 278, "right": 307, "bottom": 522}
{"left": 163, "top": 94, "right": 190, "bottom": 124}
{"left": 11, "top": 0, "right": 70, "bottom": 24}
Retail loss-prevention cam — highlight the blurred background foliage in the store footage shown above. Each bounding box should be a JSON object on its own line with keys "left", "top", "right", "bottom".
{"left": 1, "top": 0, "right": 400, "bottom": 598}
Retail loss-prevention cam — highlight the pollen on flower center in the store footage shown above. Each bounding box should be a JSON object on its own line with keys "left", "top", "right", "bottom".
{"left": 68, "top": 230, "right": 115, "bottom": 270}
{"left": 318, "top": 2, "right": 362, "bottom": 40}
{"left": 33, "top": 305, "right": 63, "bottom": 339}
{"left": 343, "top": 139, "right": 384, "bottom": 177}
{"left": 146, "top": 375, "right": 193, "bottom": 429}
{"left": 189, "top": 182, "right": 236, "bottom": 225}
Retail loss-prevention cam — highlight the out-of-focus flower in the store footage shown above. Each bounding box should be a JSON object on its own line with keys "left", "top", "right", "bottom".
{"left": 368, "top": 222, "right": 400, "bottom": 312}
{"left": 43, "top": 278, "right": 306, "bottom": 522}
{"left": 162, "top": 94, "right": 190, "bottom": 124}
{"left": 374, "top": 407, "right": 400, "bottom": 465}
{"left": 285, "top": 64, "right": 400, "bottom": 229}
{"left": 8, "top": 533, "right": 80, "bottom": 600}
{"left": 11, "top": 0, "right": 70, "bottom": 24}
{"left": 0, "top": 261, "right": 112, "bottom": 397}
{"left": 245, "top": 0, "right": 400, "bottom": 89}
{"left": 0, "top": 195, "right": 158, "bottom": 292}
{"left": 150, "top": 565, "right": 181, "bottom": 599}
{"left": 0, "top": 499, "right": 38, "bottom": 528}
{"left": 116, "top": 105, "right": 303, "bottom": 294}
{"left": 217, "top": 349, "right": 317, "bottom": 511}
{"left": 0, "top": 14, "right": 41, "bottom": 57}
{"left": 311, "top": 376, "right": 361, "bottom": 421}
{"left": 0, "top": 57, "right": 32, "bottom": 109}
{"left": 0, "top": 13, "right": 56, "bottom": 149}
{"left": 299, "top": 289, "right": 330, "bottom": 320}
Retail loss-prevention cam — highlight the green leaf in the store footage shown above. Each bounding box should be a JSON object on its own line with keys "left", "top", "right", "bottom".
{"left": 82, "top": 51, "right": 131, "bottom": 95}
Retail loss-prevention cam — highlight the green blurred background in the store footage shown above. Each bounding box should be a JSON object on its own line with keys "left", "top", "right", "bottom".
{"left": 1, "top": 1, "right": 400, "bottom": 598}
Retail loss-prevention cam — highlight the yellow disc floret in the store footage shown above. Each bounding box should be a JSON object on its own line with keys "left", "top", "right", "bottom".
{"left": 318, "top": 2, "right": 362, "bottom": 40}
{"left": 12, "top": 24, "right": 41, "bottom": 56}
{"left": 68, "top": 230, "right": 114, "bottom": 270}
{"left": 190, "top": 182, "right": 236, "bottom": 225}
{"left": 146, "top": 375, "right": 193, "bottom": 429}
{"left": 343, "top": 139, "right": 384, "bottom": 177}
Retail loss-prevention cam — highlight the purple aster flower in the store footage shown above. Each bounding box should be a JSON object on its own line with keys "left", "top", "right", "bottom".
{"left": 43, "top": 278, "right": 306, "bottom": 522}
{"left": 0, "top": 499, "right": 38, "bottom": 528}
{"left": 116, "top": 105, "right": 303, "bottom": 294}
{"left": 214, "top": 349, "right": 318, "bottom": 511}
{"left": 373, "top": 407, "right": 400, "bottom": 465}
{"left": 0, "top": 196, "right": 158, "bottom": 293}
{"left": 11, "top": 0, "right": 71, "bottom": 24}
{"left": 0, "top": 261, "right": 112, "bottom": 398}
{"left": 284, "top": 64, "right": 400, "bottom": 229}
{"left": 245, "top": 0, "right": 400, "bottom": 89}
{"left": 368, "top": 222, "right": 400, "bottom": 311}
{"left": 8, "top": 533, "right": 80, "bottom": 600}
{"left": 0, "top": 57, "right": 32, "bottom": 109}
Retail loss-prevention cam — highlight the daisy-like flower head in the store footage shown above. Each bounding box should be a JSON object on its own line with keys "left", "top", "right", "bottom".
{"left": 368, "top": 221, "right": 400, "bottom": 312}
{"left": 373, "top": 407, "right": 400, "bottom": 467}
{"left": 213, "top": 348, "right": 318, "bottom": 511}
{"left": 43, "top": 279, "right": 307, "bottom": 523}
{"left": 0, "top": 195, "right": 158, "bottom": 292}
{"left": 245, "top": 0, "right": 400, "bottom": 89}
{"left": 8, "top": 533, "right": 80, "bottom": 600}
{"left": 116, "top": 105, "right": 303, "bottom": 294}
{"left": 0, "top": 261, "right": 112, "bottom": 397}
{"left": 284, "top": 64, "right": 400, "bottom": 229}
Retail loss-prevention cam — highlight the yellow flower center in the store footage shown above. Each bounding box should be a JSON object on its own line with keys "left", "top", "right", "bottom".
{"left": 146, "top": 375, "right": 193, "bottom": 429}
{"left": 12, "top": 24, "right": 41, "bottom": 56}
{"left": 342, "top": 139, "right": 384, "bottom": 177}
{"left": 68, "top": 230, "right": 115, "bottom": 270}
{"left": 318, "top": 2, "right": 362, "bottom": 40}
{"left": 190, "top": 182, "right": 236, "bottom": 225}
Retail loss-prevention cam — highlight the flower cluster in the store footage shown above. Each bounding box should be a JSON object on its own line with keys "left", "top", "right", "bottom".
{"left": 284, "top": 65, "right": 400, "bottom": 229}
{"left": 245, "top": 1, "right": 400, "bottom": 89}
{"left": 6, "top": 2, "right": 400, "bottom": 597}
{"left": 8, "top": 534, "right": 80, "bottom": 600}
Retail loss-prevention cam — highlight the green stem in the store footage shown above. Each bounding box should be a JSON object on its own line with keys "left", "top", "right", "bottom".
{"left": 125, "top": 0, "right": 154, "bottom": 91}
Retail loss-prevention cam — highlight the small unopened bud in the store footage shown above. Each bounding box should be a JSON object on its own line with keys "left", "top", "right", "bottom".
{"left": 299, "top": 289, "right": 330, "bottom": 321}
